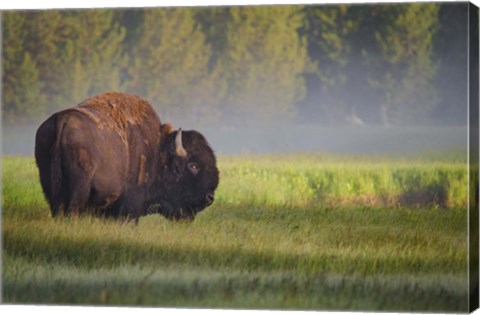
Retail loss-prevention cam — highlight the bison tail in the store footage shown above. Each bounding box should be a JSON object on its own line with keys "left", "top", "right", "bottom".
{"left": 50, "top": 116, "right": 67, "bottom": 216}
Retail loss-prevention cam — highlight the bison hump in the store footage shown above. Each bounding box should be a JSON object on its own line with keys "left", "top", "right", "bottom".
{"left": 72, "top": 92, "right": 160, "bottom": 149}
{"left": 74, "top": 92, "right": 156, "bottom": 129}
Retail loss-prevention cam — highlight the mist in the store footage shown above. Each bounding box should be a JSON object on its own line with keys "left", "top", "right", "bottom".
{"left": 1, "top": 3, "right": 471, "bottom": 157}
{"left": 1, "top": 123, "right": 467, "bottom": 157}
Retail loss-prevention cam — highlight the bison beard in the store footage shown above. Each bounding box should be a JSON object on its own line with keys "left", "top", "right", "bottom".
{"left": 34, "top": 92, "right": 219, "bottom": 221}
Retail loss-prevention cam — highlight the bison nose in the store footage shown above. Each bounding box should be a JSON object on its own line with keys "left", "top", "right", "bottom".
{"left": 205, "top": 192, "right": 214, "bottom": 206}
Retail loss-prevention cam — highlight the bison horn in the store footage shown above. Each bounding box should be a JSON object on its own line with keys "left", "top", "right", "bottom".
{"left": 175, "top": 128, "right": 187, "bottom": 157}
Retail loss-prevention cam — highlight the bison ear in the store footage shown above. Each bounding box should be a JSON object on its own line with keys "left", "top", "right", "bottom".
{"left": 162, "top": 123, "right": 174, "bottom": 135}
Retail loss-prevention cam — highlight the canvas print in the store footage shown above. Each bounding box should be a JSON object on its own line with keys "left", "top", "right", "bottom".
{"left": 1, "top": 1, "right": 479, "bottom": 312}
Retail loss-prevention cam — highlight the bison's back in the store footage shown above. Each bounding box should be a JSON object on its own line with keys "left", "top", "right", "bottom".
{"left": 74, "top": 92, "right": 160, "bottom": 143}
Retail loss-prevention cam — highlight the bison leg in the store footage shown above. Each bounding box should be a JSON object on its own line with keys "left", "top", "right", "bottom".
{"left": 66, "top": 179, "right": 92, "bottom": 216}
{"left": 108, "top": 189, "right": 145, "bottom": 222}
{"left": 63, "top": 146, "right": 96, "bottom": 216}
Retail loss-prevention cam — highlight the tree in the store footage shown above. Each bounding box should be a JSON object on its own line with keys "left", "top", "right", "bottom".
{"left": 3, "top": 52, "right": 45, "bottom": 123}
{"left": 125, "top": 8, "right": 218, "bottom": 126}
{"left": 217, "top": 5, "right": 309, "bottom": 125}
{"left": 432, "top": 3, "right": 468, "bottom": 125}
{"left": 50, "top": 10, "right": 127, "bottom": 109}
{"left": 2, "top": 10, "right": 127, "bottom": 123}
{"left": 300, "top": 4, "right": 360, "bottom": 124}
{"left": 1, "top": 4, "right": 458, "bottom": 127}
{"left": 373, "top": 3, "right": 440, "bottom": 125}
{"left": 2, "top": 12, "right": 45, "bottom": 123}
{"left": 21, "top": 11, "right": 64, "bottom": 104}
{"left": 195, "top": 6, "right": 231, "bottom": 70}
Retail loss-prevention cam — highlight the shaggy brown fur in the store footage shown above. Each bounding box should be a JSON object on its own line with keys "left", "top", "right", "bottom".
{"left": 35, "top": 92, "right": 219, "bottom": 221}
{"left": 73, "top": 92, "right": 153, "bottom": 149}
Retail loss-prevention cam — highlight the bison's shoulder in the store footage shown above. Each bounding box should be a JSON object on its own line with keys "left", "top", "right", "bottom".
{"left": 74, "top": 92, "right": 159, "bottom": 131}
{"left": 67, "top": 92, "right": 162, "bottom": 150}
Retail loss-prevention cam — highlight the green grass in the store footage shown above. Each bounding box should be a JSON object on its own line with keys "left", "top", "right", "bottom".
{"left": 1, "top": 154, "right": 470, "bottom": 311}
{"left": 217, "top": 154, "right": 468, "bottom": 208}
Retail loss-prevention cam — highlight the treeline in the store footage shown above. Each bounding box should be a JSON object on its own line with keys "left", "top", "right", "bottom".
{"left": 2, "top": 3, "right": 468, "bottom": 127}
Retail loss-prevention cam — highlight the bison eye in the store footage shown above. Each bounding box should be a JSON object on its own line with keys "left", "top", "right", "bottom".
{"left": 188, "top": 162, "right": 200, "bottom": 175}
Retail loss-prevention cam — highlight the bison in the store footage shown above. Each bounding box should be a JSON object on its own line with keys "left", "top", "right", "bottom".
{"left": 35, "top": 92, "right": 219, "bottom": 221}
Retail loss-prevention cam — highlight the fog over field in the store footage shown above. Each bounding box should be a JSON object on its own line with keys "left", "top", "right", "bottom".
{"left": 1, "top": 124, "right": 468, "bottom": 157}
{"left": 1, "top": 2, "right": 471, "bottom": 157}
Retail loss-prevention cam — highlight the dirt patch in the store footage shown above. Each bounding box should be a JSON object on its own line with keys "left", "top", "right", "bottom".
{"left": 398, "top": 186, "right": 447, "bottom": 208}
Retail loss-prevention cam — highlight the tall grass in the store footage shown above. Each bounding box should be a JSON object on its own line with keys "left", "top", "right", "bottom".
{"left": 1, "top": 154, "right": 470, "bottom": 311}
{"left": 217, "top": 154, "right": 468, "bottom": 208}
{"left": 3, "top": 254, "right": 467, "bottom": 310}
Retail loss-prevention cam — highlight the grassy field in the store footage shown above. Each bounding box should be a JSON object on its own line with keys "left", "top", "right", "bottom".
{"left": 1, "top": 153, "right": 470, "bottom": 312}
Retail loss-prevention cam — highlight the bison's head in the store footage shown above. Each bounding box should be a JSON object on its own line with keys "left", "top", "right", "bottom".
{"left": 158, "top": 128, "right": 219, "bottom": 221}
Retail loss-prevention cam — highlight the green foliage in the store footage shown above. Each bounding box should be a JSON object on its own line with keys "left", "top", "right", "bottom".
{"left": 302, "top": 4, "right": 387, "bottom": 124}
{"left": 304, "top": 5, "right": 358, "bottom": 112}
{"left": 126, "top": 8, "right": 218, "bottom": 125}
{"left": 21, "top": 10, "right": 65, "bottom": 106}
{"left": 432, "top": 4, "right": 469, "bottom": 125}
{"left": 1, "top": 3, "right": 467, "bottom": 126}
{"left": 2, "top": 155, "right": 469, "bottom": 310}
{"left": 2, "top": 13, "right": 45, "bottom": 123}
{"left": 2, "top": 10, "right": 127, "bottom": 122}
{"left": 51, "top": 10, "right": 127, "bottom": 107}
{"left": 4, "top": 53, "right": 45, "bottom": 122}
{"left": 217, "top": 6, "right": 308, "bottom": 124}
{"left": 373, "top": 4, "right": 440, "bottom": 124}
{"left": 195, "top": 7, "right": 230, "bottom": 68}
{"left": 301, "top": 3, "right": 448, "bottom": 126}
